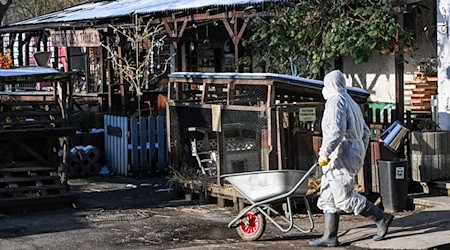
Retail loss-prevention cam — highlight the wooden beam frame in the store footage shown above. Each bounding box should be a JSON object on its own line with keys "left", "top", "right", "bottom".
{"left": 222, "top": 17, "right": 249, "bottom": 72}
{"left": 162, "top": 18, "right": 188, "bottom": 49}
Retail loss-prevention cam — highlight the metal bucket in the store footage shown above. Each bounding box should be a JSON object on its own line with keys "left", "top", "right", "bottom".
{"left": 380, "top": 121, "right": 409, "bottom": 152}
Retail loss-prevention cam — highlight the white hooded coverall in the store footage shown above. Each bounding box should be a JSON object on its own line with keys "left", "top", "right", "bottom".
{"left": 317, "top": 70, "right": 371, "bottom": 215}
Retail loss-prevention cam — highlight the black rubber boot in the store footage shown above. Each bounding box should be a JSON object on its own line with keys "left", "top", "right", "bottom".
{"left": 308, "top": 212, "right": 340, "bottom": 247}
{"left": 359, "top": 200, "right": 394, "bottom": 241}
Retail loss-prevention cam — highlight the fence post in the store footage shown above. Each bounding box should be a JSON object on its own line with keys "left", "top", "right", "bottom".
{"left": 104, "top": 115, "right": 111, "bottom": 172}
{"left": 130, "top": 117, "right": 139, "bottom": 176}
{"left": 405, "top": 110, "right": 412, "bottom": 128}
{"left": 148, "top": 115, "right": 156, "bottom": 173}
{"left": 391, "top": 109, "right": 398, "bottom": 122}
{"left": 157, "top": 115, "right": 168, "bottom": 172}
{"left": 120, "top": 116, "right": 128, "bottom": 176}
{"left": 139, "top": 116, "right": 148, "bottom": 174}
{"left": 368, "top": 108, "right": 374, "bottom": 124}
{"left": 382, "top": 109, "right": 389, "bottom": 125}
{"left": 375, "top": 108, "right": 381, "bottom": 124}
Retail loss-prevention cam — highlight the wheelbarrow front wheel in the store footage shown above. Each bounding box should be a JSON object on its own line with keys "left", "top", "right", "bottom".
{"left": 236, "top": 208, "right": 266, "bottom": 241}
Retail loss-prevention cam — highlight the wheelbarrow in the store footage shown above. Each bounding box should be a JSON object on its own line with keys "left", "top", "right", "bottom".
{"left": 223, "top": 163, "right": 318, "bottom": 241}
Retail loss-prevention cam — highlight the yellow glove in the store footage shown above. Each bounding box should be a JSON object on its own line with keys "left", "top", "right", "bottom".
{"left": 318, "top": 155, "right": 330, "bottom": 167}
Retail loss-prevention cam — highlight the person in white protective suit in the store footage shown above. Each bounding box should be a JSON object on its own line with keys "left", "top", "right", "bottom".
{"left": 308, "top": 70, "right": 394, "bottom": 247}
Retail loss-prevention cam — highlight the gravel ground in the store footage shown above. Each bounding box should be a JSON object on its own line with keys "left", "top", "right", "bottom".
{"left": 0, "top": 175, "right": 397, "bottom": 250}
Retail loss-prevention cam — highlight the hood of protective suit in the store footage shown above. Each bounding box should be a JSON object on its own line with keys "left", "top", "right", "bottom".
{"left": 322, "top": 70, "right": 347, "bottom": 100}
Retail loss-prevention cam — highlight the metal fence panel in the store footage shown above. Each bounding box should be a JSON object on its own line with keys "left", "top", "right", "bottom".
{"left": 104, "top": 115, "right": 128, "bottom": 175}
{"left": 105, "top": 115, "right": 167, "bottom": 176}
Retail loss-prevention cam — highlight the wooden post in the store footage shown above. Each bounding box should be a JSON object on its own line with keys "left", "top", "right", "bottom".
{"left": 118, "top": 34, "right": 127, "bottom": 113}
{"left": 18, "top": 33, "right": 23, "bottom": 66}
{"left": 267, "top": 85, "right": 275, "bottom": 170}
{"left": 106, "top": 35, "right": 114, "bottom": 113}
{"left": 25, "top": 42, "right": 30, "bottom": 66}
{"left": 217, "top": 196, "right": 225, "bottom": 208}
{"left": 287, "top": 112, "right": 294, "bottom": 169}
{"left": 53, "top": 45, "right": 59, "bottom": 69}
{"left": 84, "top": 47, "right": 90, "bottom": 93}
{"left": 24, "top": 33, "right": 32, "bottom": 66}
{"left": 36, "top": 33, "right": 41, "bottom": 52}
{"left": 100, "top": 32, "right": 108, "bottom": 93}
{"left": 276, "top": 107, "right": 283, "bottom": 170}
{"left": 66, "top": 47, "right": 72, "bottom": 71}
{"left": 43, "top": 33, "right": 48, "bottom": 51}
{"left": 233, "top": 18, "right": 239, "bottom": 72}
{"left": 68, "top": 77, "right": 74, "bottom": 114}
{"left": 216, "top": 131, "right": 224, "bottom": 186}
{"left": 394, "top": 13, "right": 404, "bottom": 127}
{"left": 8, "top": 32, "right": 15, "bottom": 62}
{"left": 99, "top": 31, "right": 108, "bottom": 112}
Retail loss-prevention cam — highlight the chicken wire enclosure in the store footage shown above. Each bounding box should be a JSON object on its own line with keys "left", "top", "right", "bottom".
{"left": 167, "top": 72, "right": 369, "bottom": 184}
{"left": 169, "top": 105, "right": 267, "bottom": 174}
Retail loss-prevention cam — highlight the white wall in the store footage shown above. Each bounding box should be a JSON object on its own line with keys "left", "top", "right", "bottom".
{"left": 343, "top": 53, "right": 396, "bottom": 103}
{"left": 342, "top": 1, "right": 436, "bottom": 106}
{"left": 437, "top": 0, "right": 450, "bottom": 130}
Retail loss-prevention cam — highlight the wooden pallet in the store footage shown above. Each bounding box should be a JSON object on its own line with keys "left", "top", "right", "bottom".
{"left": 0, "top": 163, "right": 78, "bottom": 211}
{"left": 179, "top": 179, "right": 319, "bottom": 212}
{"left": 404, "top": 72, "right": 437, "bottom": 121}
{"left": 419, "top": 181, "right": 450, "bottom": 196}
{"left": 411, "top": 71, "right": 438, "bottom": 82}
{"left": 180, "top": 181, "right": 248, "bottom": 211}
{"left": 0, "top": 100, "right": 67, "bottom": 130}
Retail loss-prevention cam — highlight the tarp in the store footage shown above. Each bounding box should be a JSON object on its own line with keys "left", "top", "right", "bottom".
{"left": 11, "top": 0, "right": 283, "bottom": 26}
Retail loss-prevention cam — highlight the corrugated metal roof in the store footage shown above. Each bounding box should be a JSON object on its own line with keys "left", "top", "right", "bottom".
{"left": 12, "top": 0, "right": 281, "bottom": 26}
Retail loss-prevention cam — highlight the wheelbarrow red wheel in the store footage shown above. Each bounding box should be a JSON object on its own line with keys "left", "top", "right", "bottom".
{"left": 236, "top": 208, "right": 266, "bottom": 241}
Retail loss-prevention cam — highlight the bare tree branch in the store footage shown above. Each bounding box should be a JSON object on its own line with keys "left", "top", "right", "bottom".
{"left": 103, "top": 20, "right": 172, "bottom": 116}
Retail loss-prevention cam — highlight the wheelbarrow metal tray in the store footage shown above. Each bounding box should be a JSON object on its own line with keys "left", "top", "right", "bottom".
{"left": 225, "top": 170, "right": 308, "bottom": 202}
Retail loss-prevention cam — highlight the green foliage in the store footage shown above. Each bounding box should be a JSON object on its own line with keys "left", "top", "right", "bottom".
{"left": 247, "top": 0, "right": 402, "bottom": 78}
{"left": 418, "top": 120, "right": 440, "bottom": 132}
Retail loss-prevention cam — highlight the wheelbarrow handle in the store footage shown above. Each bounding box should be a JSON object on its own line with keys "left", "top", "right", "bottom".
{"left": 282, "top": 162, "right": 318, "bottom": 197}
